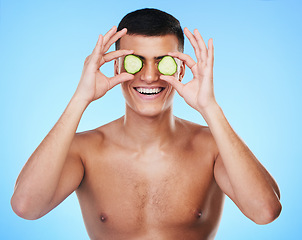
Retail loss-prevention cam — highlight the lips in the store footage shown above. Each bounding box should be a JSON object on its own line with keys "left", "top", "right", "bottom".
{"left": 134, "top": 87, "right": 165, "bottom": 95}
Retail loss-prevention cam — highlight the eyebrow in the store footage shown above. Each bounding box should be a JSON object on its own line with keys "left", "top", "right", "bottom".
{"left": 155, "top": 55, "right": 166, "bottom": 60}
{"left": 132, "top": 54, "right": 166, "bottom": 61}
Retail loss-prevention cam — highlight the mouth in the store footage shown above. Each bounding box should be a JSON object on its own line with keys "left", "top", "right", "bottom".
{"left": 134, "top": 87, "right": 165, "bottom": 95}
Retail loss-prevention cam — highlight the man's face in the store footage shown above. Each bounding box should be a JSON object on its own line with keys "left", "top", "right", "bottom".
{"left": 115, "top": 34, "right": 184, "bottom": 117}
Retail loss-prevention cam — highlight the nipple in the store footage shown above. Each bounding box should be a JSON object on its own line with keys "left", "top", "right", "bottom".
{"left": 100, "top": 214, "right": 107, "bottom": 223}
{"left": 195, "top": 209, "right": 202, "bottom": 219}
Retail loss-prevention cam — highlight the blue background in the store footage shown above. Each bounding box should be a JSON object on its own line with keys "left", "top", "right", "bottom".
{"left": 1, "top": 0, "right": 301, "bottom": 239}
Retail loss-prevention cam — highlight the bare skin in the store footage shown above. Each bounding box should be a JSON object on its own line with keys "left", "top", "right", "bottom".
{"left": 11, "top": 26, "right": 282, "bottom": 240}
{"left": 75, "top": 115, "right": 224, "bottom": 239}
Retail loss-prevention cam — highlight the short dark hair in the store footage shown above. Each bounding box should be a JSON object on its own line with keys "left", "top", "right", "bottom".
{"left": 116, "top": 8, "right": 184, "bottom": 52}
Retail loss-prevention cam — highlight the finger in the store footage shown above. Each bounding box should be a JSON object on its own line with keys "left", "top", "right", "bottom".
{"left": 103, "top": 26, "right": 117, "bottom": 46}
{"left": 168, "top": 52, "right": 196, "bottom": 69}
{"left": 159, "top": 75, "right": 184, "bottom": 96}
{"left": 108, "top": 72, "right": 134, "bottom": 89}
{"left": 207, "top": 38, "right": 214, "bottom": 66}
{"left": 194, "top": 29, "right": 208, "bottom": 63}
{"left": 184, "top": 27, "right": 202, "bottom": 62}
{"left": 91, "top": 34, "right": 103, "bottom": 60}
{"left": 102, "top": 49, "right": 134, "bottom": 64}
{"left": 168, "top": 52, "right": 199, "bottom": 76}
{"left": 103, "top": 28, "right": 127, "bottom": 53}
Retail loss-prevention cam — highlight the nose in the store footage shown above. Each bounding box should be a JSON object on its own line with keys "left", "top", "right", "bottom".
{"left": 140, "top": 62, "right": 159, "bottom": 83}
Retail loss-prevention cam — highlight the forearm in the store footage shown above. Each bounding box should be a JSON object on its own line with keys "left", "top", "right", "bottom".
{"left": 11, "top": 95, "right": 88, "bottom": 217}
{"left": 202, "top": 103, "right": 281, "bottom": 222}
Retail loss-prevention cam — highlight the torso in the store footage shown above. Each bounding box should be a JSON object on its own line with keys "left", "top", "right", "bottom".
{"left": 75, "top": 117, "right": 225, "bottom": 240}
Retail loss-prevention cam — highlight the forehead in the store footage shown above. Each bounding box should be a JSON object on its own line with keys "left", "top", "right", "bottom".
{"left": 119, "top": 34, "right": 179, "bottom": 58}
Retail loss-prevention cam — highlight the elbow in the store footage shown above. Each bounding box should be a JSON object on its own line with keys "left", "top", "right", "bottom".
{"left": 253, "top": 200, "right": 282, "bottom": 225}
{"left": 11, "top": 194, "right": 42, "bottom": 220}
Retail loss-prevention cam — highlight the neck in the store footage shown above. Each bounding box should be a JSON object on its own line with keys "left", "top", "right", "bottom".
{"left": 121, "top": 105, "right": 176, "bottom": 149}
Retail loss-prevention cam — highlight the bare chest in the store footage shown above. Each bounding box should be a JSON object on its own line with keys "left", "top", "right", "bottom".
{"left": 77, "top": 145, "right": 223, "bottom": 238}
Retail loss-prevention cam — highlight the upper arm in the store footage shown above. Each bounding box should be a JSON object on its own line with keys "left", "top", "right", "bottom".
{"left": 214, "top": 152, "right": 282, "bottom": 224}
{"left": 42, "top": 136, "right": 85, "bottom": 216}
{"left": 214, "top": 154, "right": 241, "bottom": 208}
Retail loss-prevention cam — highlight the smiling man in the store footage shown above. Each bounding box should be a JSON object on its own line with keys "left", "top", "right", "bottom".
{"left": 11, "top": 8, "right": 281, "bottom": 240}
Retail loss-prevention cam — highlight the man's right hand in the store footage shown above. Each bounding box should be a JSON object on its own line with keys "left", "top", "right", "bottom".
{"left": 74, "top": 26, "right": 134, "bottom": 105}
{"left": 11, "top": 26, "right": 134, "bottom": 220}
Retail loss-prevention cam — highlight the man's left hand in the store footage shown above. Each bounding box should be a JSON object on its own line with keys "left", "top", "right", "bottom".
{"left": 160, "top": 27, "right": 216, "bottom": 115}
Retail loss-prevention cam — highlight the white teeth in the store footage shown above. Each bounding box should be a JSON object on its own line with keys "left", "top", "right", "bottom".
{"left": 135, "top": 87, "right": 163, "bottom": 94}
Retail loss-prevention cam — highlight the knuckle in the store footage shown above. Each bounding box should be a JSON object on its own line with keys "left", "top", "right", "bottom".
{"left": 84, "top": 56, "right": 90, "bottom": 65}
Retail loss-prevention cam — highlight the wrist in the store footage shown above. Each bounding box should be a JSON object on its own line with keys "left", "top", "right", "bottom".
{"left": 70, "top": 93, "right": 91, "bottom": 111}
{"left": 199, "top": 101, "right": 222, "bottom": 125}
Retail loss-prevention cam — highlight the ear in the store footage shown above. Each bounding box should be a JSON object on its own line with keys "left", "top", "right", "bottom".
{"left": 114, "top": 59, "right": 120, "bottom": 76}
{"left": 178, "top": 60, "right": 185, "bottom": 82}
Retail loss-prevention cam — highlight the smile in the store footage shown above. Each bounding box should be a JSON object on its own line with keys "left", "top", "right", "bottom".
{"left": 134, "top": 87, "right": 165, "bottom": 95}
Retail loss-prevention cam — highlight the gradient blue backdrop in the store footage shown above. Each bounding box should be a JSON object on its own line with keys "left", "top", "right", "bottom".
{"left": 1, "top": 0, "right": 301, "bottom": 239}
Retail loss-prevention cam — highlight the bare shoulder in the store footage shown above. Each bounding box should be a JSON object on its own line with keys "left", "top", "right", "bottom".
{"left": 75, "top": 117, "right": 122, "bottom": 140}
{"left": 71, "top": 117, "right": 123, "bottom": 161}
{"left": 175, "top": 117, "right": 218, "bottom": 155}
{"left": 175, "top": 117, "right": 211, "bottom": 135}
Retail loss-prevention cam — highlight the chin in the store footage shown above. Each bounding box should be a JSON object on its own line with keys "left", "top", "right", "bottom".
{"left": 123, "top": 85, "right": 175, "bottom": 119}
{"left": 126, "top": 103, "right": 172, "bottom": 119}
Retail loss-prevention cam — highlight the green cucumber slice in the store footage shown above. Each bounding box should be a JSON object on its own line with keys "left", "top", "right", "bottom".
{"left": 124, "top": 55, "right": 143, "bottom": 74}
{"left": 158, "top": 56, "right": 177, "bottom": 76}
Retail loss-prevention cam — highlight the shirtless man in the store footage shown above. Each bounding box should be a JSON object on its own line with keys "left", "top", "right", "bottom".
{"left": 11, "top": 8, "right": 281, "bottom": 239}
